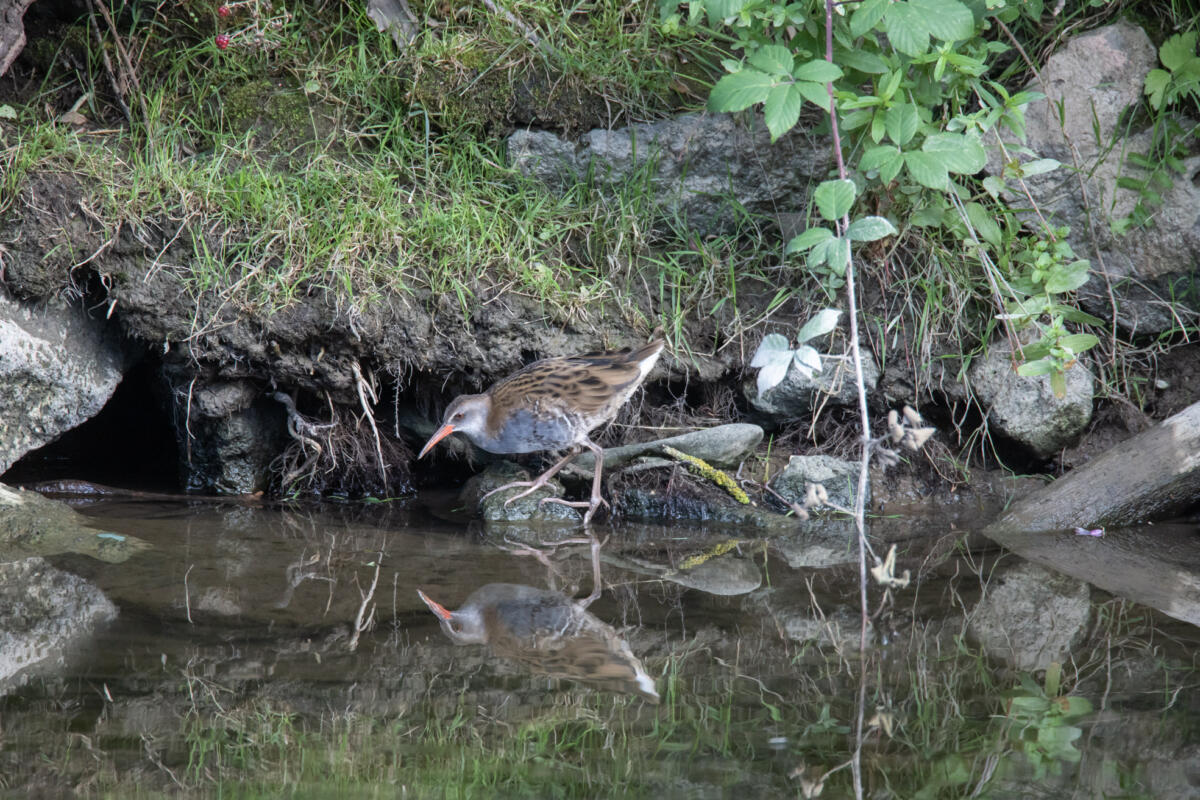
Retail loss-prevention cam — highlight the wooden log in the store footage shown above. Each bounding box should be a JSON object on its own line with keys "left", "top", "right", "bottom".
{"left": 982, "top": 400, "right": 1200, "bottom": 627}
{"left": 0, "top": 0, "right": 36, "bottom": 77}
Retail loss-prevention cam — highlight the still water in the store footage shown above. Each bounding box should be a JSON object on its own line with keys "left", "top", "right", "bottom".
{"left": 1, "top": 496, "right": 1198, "bottom": 798}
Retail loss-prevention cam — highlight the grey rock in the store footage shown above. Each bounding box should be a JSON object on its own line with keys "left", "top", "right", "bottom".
{"left": 747, "top": 352, "right": 879, "bottom": 422}
{"left": 985, "top": 22, "right": 1200, "bottom": 334}
{"left": 968, "top": 560, "right": 1091, "bottom": 672}
{"left": 0, "top": 556, "right": 118, "bottom": 695}
{"left": 184, "top": 401, "right": 286, "bottom": 494}
{"left": 0, "top": 293, "right": 129, "bottom": 475}
{"left": 615, "top": 485, "right": 792, "bottom": 529}
{"left": 509, "top": 112, "right": 834, "bottom": 236}
{"left": 574, "top": 423, "right": 763, "bottom": 471}
{"left": 772, "top": 454, "right": 867, "bottom": 512}
{"left": 0, "top": 483, "right": 149, "bottom": 563}
{"left": 190, "top": 380, "right": 259, "bottom": 418}
{"left": 968, "top": 341, "right": 1093, "bottom": 458}
{"left": 462, "top": 461, "right": 582, "bottom": 524}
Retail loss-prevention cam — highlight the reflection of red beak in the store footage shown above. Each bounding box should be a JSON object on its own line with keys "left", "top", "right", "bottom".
{"left": 418, "top": 424, "right": 454, "bottom": 459}
{"left": 418, "top": 589, "right": 452, "bottom": 620}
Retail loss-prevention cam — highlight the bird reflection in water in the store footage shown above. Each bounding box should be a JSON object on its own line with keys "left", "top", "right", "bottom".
{"left": 418, "top": 536, "right": 659, "bottom": 703}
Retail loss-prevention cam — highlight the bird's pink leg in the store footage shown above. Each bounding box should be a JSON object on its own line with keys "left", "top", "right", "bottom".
{"left": 482, "top": 446, "right": 582, "bottom": 505}
{"left": 539, "top": 439, "right": 607, "bottom": 525}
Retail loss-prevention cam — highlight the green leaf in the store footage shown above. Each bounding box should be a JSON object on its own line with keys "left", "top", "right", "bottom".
{"left": 860, "top": 145, "right": 900, "bottom": 171}
{"left": 764, "top": 83, "right": 802, "bottom": 141}
{"left": 905, "top": 151, "right": 949, "bottom": 190}
{"left": 827, "top": 237, "right": 851, "bottom": 275}
{"left": 814, "top": 179, "right": 857, "bottom": 221}
{"left": 964, "top": 202, "right": 1002, "bottom": 248}
{"left": 850, "top": 0, "right": 889, "bottom": 37}
{"left": 704, "top": 0, "right": 745, "bottom": 21}
{"left": 910, "top": 0, "right": 975, "bottom": 43}
{"left": 1019, "top": 158, "right": 1061, "bottom": 177}
{"left": 1051, "top": 370, "right": 1067, "bottom": 398}
{"left": 835, "top": 48, "right": 889, "bottom": 74}
{"left": 982, "top": 175, "right": 1007, "bottom": 199}
{"left": 845, "top": 216, "right": 897, "bottom": 242}
{"left": 923, "top": 132, "right": 987, "bottom": 174}
{"left": 750, "top": 45, "right": 794, "bottom": 76}
{"left": 796, "top": 308, "right": 842, "bottom": 342}
{"left": 884, "top": 103, "right": 920, "bottom": 146}
{"left": 709, "top": 69, "right": 774, "bottom": 112}
{"left": 1044, "top": 259, "right": 1090, "bottom": 293}
{"left": 885, "top": 3, "right": 930, "bottom": 57}
{"left": 1057, "top": 333, "right": 1099, "bottom": 354}
{"left": 1160, "top": 32, "right": 1197, "bottom": 72}
{"left": 793, "top": 59, "right": 843, "bottom": 83}
{"left": 786, "top": 227, "right": 835, "bottom": 253}
{"left": 1144, "top": 69, "right": 1169, "bottom": 109}
{"left": 1017, "top": 359, "right": 1056, "bottom": 377}
{"left": 870, "top": 111, "right": 886, "bottom": 144}
{"left": 1053, "top": 305, "right": 1105, "bottom": 325}
{"left": 794, "top": 80, "right": 832, "bottom": 108}
{"left": 0, "top": 104, "right": 16, "bottom": 120}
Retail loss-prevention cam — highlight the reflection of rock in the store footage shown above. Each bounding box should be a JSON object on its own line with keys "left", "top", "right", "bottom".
{"left": 0, "top": 556, "right": 118, "bottom": 695}
{"left": 0, "top": 293, "right": 130, "bottom": 474}
{"left": 968, "top": 560, "right": 1091, "bottom": 671}
{"left": 602, "top": 550, "right": 762, "bottom": 596}
{"left": 418, "top": 583, "right": 658, "bottom": 702}
{"left": 460, "top": 462, "right": 582, "bottom": 524}
{"left": 0, "top": 483, "right": 149, "bottom": 562}
{"left": 752, "top": 588, "right": 872, "bottom": 652}
{"left": 770, "top": 519, "right": 859, "bottom": 568}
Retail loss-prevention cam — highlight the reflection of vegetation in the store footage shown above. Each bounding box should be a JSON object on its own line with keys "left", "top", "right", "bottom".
{"left": 1000, "top": 664, "right": 1093, "bottom": 779}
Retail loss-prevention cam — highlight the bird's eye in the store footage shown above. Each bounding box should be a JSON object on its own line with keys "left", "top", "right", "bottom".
{"left": 452, "top": 412, "right": 465, "bottom": 422}
{"left": 450, "top": 621, "right": 463, "bottom": 633}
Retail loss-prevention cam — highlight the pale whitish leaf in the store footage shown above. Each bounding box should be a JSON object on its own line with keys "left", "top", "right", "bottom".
{"left": 1016, "top": 359, "right": 1055, "bottom": 377}
{"left": 814, "top": 179, "right": 856, "bottom": 221}
{"left": 764, "top": 83, "right": 802, "bottom": 141}
{"left": 796, "top": 308, "right": 842, "bottom": 343}
{"left": 1044, "top": 259, "right": 1090, "bottom": 293}
{"left": 982, "top": 175, "right": 1006, "bottom": 199}
{"left": 792, "top": 345, "right": 823, "bottom": 377}
{"left": 750, "top": 45, "right": 794, "bottom": 76}
{"left": 749, "top": 333, "right": 792, "bottom": 367}
{"left": 845, "top": 216, "right": 897, "bottom": 242}
{"left": 786, "top": 226, "right": 834, "bottom": 253}
{"left": 756, "top": 356, "right": 792, "bottom": 398}
{"left": 0, "top": 104, "right": 15, "bottom": 120}
{"left": 1058, "top": 333, "right": 1099, "bottom": 354}
{"left": 708, "top": 70, "right": 774, "bottom": 112}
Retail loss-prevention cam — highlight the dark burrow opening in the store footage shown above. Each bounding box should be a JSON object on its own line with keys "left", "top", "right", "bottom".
{"left": 3, "top": 358, "right": 181, "bottom": 492}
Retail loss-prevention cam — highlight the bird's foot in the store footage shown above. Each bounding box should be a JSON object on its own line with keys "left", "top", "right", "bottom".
{"left": 481, "top": 479, "right": 552, "bottom": 506}
{"left": 539, "top": 495, "right": 609, "bottom": 526}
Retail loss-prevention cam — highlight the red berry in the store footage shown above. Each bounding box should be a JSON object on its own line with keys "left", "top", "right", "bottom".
{"left": 218, "top": 5, "right": 231, "bottom": 17}
{"left": 215, "top": 33, "right": 230, "bottom": 49}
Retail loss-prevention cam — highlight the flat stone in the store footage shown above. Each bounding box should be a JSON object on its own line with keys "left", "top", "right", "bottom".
{"left": 575, "top": 423, "right": 763, "bottom": 471}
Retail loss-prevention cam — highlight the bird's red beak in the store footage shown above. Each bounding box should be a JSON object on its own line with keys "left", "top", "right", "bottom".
{"left": 418, "top": 589, "right": 453, "bottom": 620}
{"left": 418, "top": 424, "right": 454, "bottom": 459}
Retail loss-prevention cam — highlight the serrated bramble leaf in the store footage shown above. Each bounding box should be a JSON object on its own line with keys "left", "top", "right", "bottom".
{"left": 749, "top": 333, "right": 792, "bottom": 367}
{"left": 905, "top": 151, "right": 949, "bottom": 190}
{"left": 764, "top": 83, "right": 802, "bottom": 141}
{"left": 835, "top": 48, "right": 889, "bottom": 74}
{"left": 827, "top": 237, "right": 851, "bottom": 275}
{"left": 709, "top": 69, "right": 774, "bottom": 112}
{"left": 750, "top": 45, "right": 795, "bottom": 76}
{"left": 923, "top": 132, "right": 987, "bottom": 174}
{"left": 910, "top": 0, "right": 975, "bottom": 42}
{"left": 793, "top": 59, "right": 843, "bottom": 83}
{"left": 845, "top": 216, "right": 897, "bottom": 242}
{"left": 964, "top": 202, "right": 1002, "bottom": 247}
{"left": 704, "top": 0, "right": 745, "bottom": 21}
{"left": 807, "top": 238, "right": 834, "bottom": 268}
{"left": 884, "top": 3, "right": 929, "bottom": 56}
{"left": 814, "top": 179, "right": 857, "bottom": 221}
{"left": 786, "top": 227, "right": 835, "bottom": 253}
{"left": 794, "top": 80, "right": 832, "bottom": 108}
{"left": 796, "top": 309, "right": 842, "bottom": 343}
{"left": 850, "top": 0, "right": 888, "bottom": 37}
{"left": 860, "top": 145, "right": 901, "bottom": 171}
{"left": 792, "top": 345, "right": 823, "bottom": 377}
{"left": 884, "top": 103, "right": 920, "bottom": 146}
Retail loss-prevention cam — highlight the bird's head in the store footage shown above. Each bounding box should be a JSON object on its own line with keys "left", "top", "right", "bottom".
{"left": 418, "top": 589, "right": 486, "bottom": 644}
{"left": 418, "top": 394, "right": 489, "bottom": 458}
